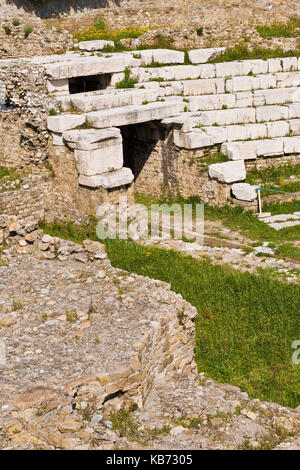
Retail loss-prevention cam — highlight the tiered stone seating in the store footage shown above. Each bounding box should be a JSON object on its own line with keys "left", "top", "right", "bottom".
{"left": 43, "top": 49, "right": 300, "bottom": 190}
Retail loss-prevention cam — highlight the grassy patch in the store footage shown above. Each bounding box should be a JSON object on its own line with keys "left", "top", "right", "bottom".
{"left": 246, "top": 164, "right": 300, "bottom": 195}
{"left": 115, "top": 67, "right": 138, "bottom": 89}
{"left": 256, "top": 17, "right": 300, "bottom": 39}
{"left": 105, "top": 239, "right": 300, "bottom": 408}
{"left": 135, "top": 193, "right": 300, "bottom": 243}
{"left": 0, "top": 166, "right": 23, "bottom": 192}
{"left": 38, "top": 217, "right": 98, "bottom": 244}
{"left": 213, "top": 44, "right": 300, "bottom": 62}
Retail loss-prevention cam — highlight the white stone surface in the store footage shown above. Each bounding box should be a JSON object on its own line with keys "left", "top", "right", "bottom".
{"left": 86, "top": 102, "right": 180, "bottom": 128}
{"left": 266, "top": 121, "right": 290, "bottom": 138}
{"left": 196, "top": 107, "right": 255, "bottom": 126}
{"left": 51, "top": 131, "right": 64, "bottom": 146}
{"left": 79, "top": 167, "right": 134, "bottom": 189}
{"left": 173, "top": 129, "right": 213, "bottom": 149}
{"left": 188, "top": 93, "right": 236, "bottom": 111}
{"left": 276, "top": 72, "right": 300, "bottom": 88}
{"left": 288, "top": 103, "right": 300, "bottom": 119}
{"left": 129, "top": 49, "right": 184, "bottom": 65}
{"left": 75, "top": 142, "right": 123, "bottom": 176}
{"left": 282, "top": 136, "right": 300, "bottom": 154}
{"left": 63, "top": 128, "right": 121, "bottom": 150}
{"left": 79, "top": 40, "right": 115, "bottom": 51}
{"left": 44, "top": 54, "right": 139, "bottom": 80}
{"left": 222, "top": 141, "right": 257, "bottom": 160}
{"left": 47, "top": 114, "right": 86, "bottom": 133}
{"left": 289, "top": 119, "right": 300, "bottom": 135}
{"left": 68, "top": 88, "right": 159, "bottom": 113}
{"left": 281, "top": 57, "right": 298, "bottom": 72}
{"left": 188, "top": 48, "right": 225, "bottom": 64}
{"left": 47, "top": 78, "right": 69, "bottom": 95}
{"left": 216, "top": 59, "right": 268, "bottom": 78}
{"left": 256, "top": 105, "right": 288, "bottom": 122}
{"left": 262, "top": 213, "right": 300, "bottom": 223}
{"left": 183, "top": 78, "right": 225, "bottom": 96}
{"left": 232, "top": 183, "right": 258, "bottom": 201}
{"left": 208, "top": 160, "right": 246, "bottom": 183}
{"left": 269, "top": 220, "right": 300, "bottom": 230}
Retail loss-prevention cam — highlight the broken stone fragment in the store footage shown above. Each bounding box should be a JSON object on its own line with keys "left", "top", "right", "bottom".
{"left": 232, "top": 183, "right": 258, "bottom": 201}
{"left": 208, "top": 160, "right": 246, "bottom": 183}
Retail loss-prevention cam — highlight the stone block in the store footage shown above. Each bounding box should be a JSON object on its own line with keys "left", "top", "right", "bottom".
{"left": 289, "top": 118, "right": 300, "bottom": 135}
{"left": 173, "top": 129, "right": 213, "bottom": 149}
{"left": 208, "top": 160, "right": 246, "bottom": 183}
{"left": 183, "top": 78, "right": 225, "bottom": 96}
{"left": 222, "top": 141, "right": 257, "bottom": 160}
{"left": 232, "top": 183, "right": 258, "bottom": 201}
{"left": 288, "top": 103, "right": 300, "bottom": 119}
{"left": 197, "top": 107, "right": 255, "bottom": 126}
{"left": 188, "top": 93, "right": 236, "bottom": 111}
{"left": 86, "top": 102, "right": 180, "bottom": 128}
{"left": 188, "top": 47, "right": 225, "bottom": 64}
{"left": 63, "top": 128, "right": 121, "bottom": 150}
{"left": 282, "top": 136, "right": 300, "bottom": 154}
{"left": 281, "top": 57, "right": 298, "bottom": 72}
{"left": 79, "top": 167, "right": 134, "bottom": 189}
{"left": 267, "top": 58, "right": 282, "bottom": 73}
{"left": 79, "top": 40, "right": 115, "bottom": 51}
{"left": 47, "top": 78, "right": 69, "bottom": 95}
{"left": 276, "top": 72, "right": 300, "bottom": 88}
{"left": 47, "top": 114, "right": 86, "bottom": 133}
{"left": 256, "top": 105, "right": 289, "bottom": 122}
{"left": 266, "top": 121, "right": 290, "bottom": 138}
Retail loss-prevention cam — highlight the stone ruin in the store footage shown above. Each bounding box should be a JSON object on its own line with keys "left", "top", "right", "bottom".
{"left": 1, "top": 45, "right": 300, "bottom": 217}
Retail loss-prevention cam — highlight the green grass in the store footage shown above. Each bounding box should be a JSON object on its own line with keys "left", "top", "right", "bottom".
{"left": 256, "top": 17, "right": 300, "bottom": 39}
{"left": 213, "top": 44, "right": 300, "bottom": 62}
{"left": 104, "top": 239, "right": 300, "bottom": 408}
{"left": 39, "top": 216, "right": 300, "bottom": 407}
{"left": 246, "top": 164, "right": 300, "bottom": 195}
{"left": 135, "top": 193, "right": 300, "bottom": 243}
{"left": 115, "top": 67, "right": 139, "bottom": 89}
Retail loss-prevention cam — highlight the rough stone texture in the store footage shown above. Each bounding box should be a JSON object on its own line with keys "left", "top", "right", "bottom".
{"left": 0, "top": 220, "right": 299, "bottom": 450}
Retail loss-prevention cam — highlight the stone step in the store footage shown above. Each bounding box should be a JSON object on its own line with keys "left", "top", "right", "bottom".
{"left": 221, "top": 136, "right": 300, "bottom": 160}
{"left": 86, "top": 102, "right": 180, "bottom": 128}
{"left": 202, "top": 119, "right": 300, "bottom": 144}
{"left": 151, "top": 72, "right": 300, "bottom": 98}
{"left": 79, "top": 167, "right": 134, "bottom": 189}
{"left": 132, "top": 58, "right": 300, "bottom": 84}
{"left": 59, "top": 88, "right": 161, "bottom": 113}
{"left": 126, "top": 49, "right": 185, "bottom": 66}
{"left": 193, "top": 104, "right": 300, "bottom": 126}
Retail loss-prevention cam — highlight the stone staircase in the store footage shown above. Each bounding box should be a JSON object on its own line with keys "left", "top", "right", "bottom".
{"left": 39, "top": 49, "right": 300, "bottom": 194}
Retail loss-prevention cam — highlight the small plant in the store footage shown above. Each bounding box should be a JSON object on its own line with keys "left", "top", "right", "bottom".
{"left": 23, "top": 24, "right": 33, "bottom": 38}
{"left": 12, "top": 300, "right": 23, "bottom": 311}
{"left": 196, "top": 27, "right": 203, "bottom": 37}
{"left": 222, "top": 104, "right": 228, "bottom": 109}
{"left": 3, "top": 26, "right": 11, "bottom": 36}
{"left": 94, "top": 15, "right": 106, "bottom": 31}
{"left": 48, "top": 108, "right": 58, "bottom": 116}
{"left": 115, "top": 67, "right": 138, "bottom": 89}
{"left": 12, "top": 19, "right": 20, "bottom": 27}
{"left": 66, "top": 309, "right": 78, "bottom": 323}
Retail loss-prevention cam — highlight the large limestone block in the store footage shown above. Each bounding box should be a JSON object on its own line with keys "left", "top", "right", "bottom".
{"left": 281, "top": 57, "right": 298, "bottom": 72}
{"left": 86, "top": 102, "right": 180, "bottom": 128}
{"left": 63, "top": 128, "right": 121, "bottom": 150}
{"left": 188, "top": 93, "right": 236, "bottom": 112}
{"left": 232, "top": 183, "right": 258, "bottom": 201}
{"left": 226, "top": 74, "right": 276, "bottom": 93}
{"left": 75, "top": 141, "right": 123, "bottom": 176}
{"left": 188, "top": 48, "right": 225, "bottom": 64}
{"left": 289, "top": 119, "right": 300, "bottom": 135}
{"left": 267, "top": 121, "right": 290, "bottom": 138}
{"left": 129, "top": 49, "right": 184, "bottom": 65}
{"left": 208, "top": 160, "right": 246, "bottom": 183}
{"left": 69, "top": 88, "right": 159, "bottom": 113}
{"left": 216, "top": 59, "right": 268, "bottom": 78}
{"left": 173, "top": 129, "right": 213, "bottom": 149}
{"left": 79, "top": 40, "right": 115, "bottom": 51}
{"left": 44, "top": 54, "right": 138, "bottom": 80}
{"left": 183, "top": 78, "right": 225, "bottom": 96}
{"left": 288, "top": 103, "right": 300, "bottom": 119}
{"left": 253, "top": 87, "right": 298, "bottom": 106}
{"left": 276, "top": 72, "right": 300, "bottom": 88}
{"left": 282, "top": 136, "right": 300, "bottom": 153}
{"left": 47, "top": 78, "right": 69, "bottom": 95}
{"left": 267, "top": 58, "right": 282, "bottom": 73}
{"left": 235, "top": 91, "right": 253, "bottom": 108}
{"left": 47, "top": 114, "right": 86, "bottom": 133}
{"left": 197, "top": 107, "right": 255, "bottom": 126}
{"left": 222, "top": 141, "right": 257, "bottom": 160}
{"left": 256, "top": 105, "right": 288, "bottom": 122}
{"left": 202, "top": 126, "right": 228, "bottom": 144}
{"left": 255, "top": 138, "right": 283, "bottom": 156}
{"left": 79, "top": 167, "right": 134, "bottom": 189}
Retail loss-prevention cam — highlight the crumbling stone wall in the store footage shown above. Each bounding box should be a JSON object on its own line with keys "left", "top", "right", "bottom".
{"left": 0, "top": 62, "right": 58, "bottom": 167}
